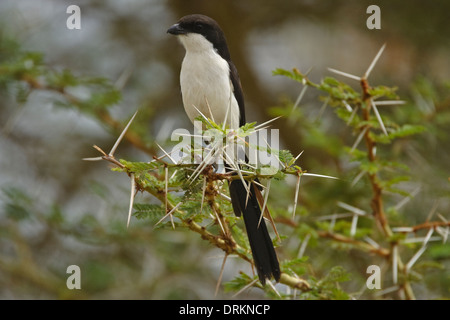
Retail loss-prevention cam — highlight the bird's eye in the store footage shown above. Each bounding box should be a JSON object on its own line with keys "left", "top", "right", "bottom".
{"left": 194, "top": 23, "right": 204, "bottom": 31}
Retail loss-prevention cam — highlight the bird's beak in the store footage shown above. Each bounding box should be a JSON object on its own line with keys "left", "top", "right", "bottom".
{"left": 167, "top": 23, "right": 186, "bottom": 35}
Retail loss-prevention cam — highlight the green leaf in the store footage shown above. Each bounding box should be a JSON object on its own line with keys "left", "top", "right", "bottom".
{"left": 368, "top": 85, "right": 398, "bottom": 99}
{"left": 388, "top": 124, "right": 426, "bottom": 139}
{"left": 2, "top": 187, "right": 32, "bottom": 221}
{"left": 224, "top": 272, "right": 259, "bottom": 293}
{"left": 133, "top": 203, "right": 165, "bottom": 220}
{"left": 46, "top": 69, "right": 79, "bottom": 89}
{"left": 428, "top": 244, "right": 450, "bottom": 259}
{"left": 272, "top": 68, "right": 305, "bottom": 83}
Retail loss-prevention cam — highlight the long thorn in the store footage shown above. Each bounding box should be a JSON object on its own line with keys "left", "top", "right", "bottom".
{"left": 127, "top": 173, "right": 136, "bottom": 228}
{"left": 371, "top": 99, "right": 388, "bottom": 136}
{"left": 82, "top": 156, "right": 104, "bottom": 161}
{"left": 215, "top": 254, "right": 228, "bottom": 297}
{"left": 254, "top": 116, "right": 282, "bottom": 130}
{"left": 372, "top": 100, "right": 406, "bottom": 106}
{"left": 292, "top": 173, "right": 301, "bottom": 218}
{"left": 392, "top": 244, "right": 398, "bottom": 284}
{"left": 165, "top": 166, "right": 169, "bottom": 215}
{"left": 364, "top": 43, "right": 386, "bottom": 79}
{"left": 302, "top": 172, "right": 339, "bottom": 180}
{"left": 406, "top": 245, "right": 427, "bottom": 271}
{"left": 337, "top": 201, "right": 366, "bottom": 216}
{"left": 188, "top": 145, "right": 216, "bottom": 184}
{"left": 343, "top": 100, "right": 353, "bottom": 112}
{"left": 192, "top": 104, "right": 213, "bottom": 127}
{"left": 223, "top": 150, "right": 249, "bottom": 195}
{"left": 394, "top": 186, "right": 421, "bottom": 211}
{"left": 204, "top": 97, "right": 216, "bottom": 124}
{"left": 351, "top": 126, "right": 369, "bottom": 153}
{"left": 292, "top": 85, "right": 308, "bottom": 111}
{"left": 328, "top": 68, "right": 361, "bottom": 81}
{"left": 347, "top": 105, "right": 359, "bottom": 125}
{"left": 213, "top": 205, "right": 226, "bottom": 236}
{"left": 294, "top": 150, "right": 304, "bottom": 163}
{"left": 352, "top": 170, "right": 366, "bottom": 188}
{"left": 267, "top": 280, "right": 281, "bottom": 298}
{"left": 232, "top": 278, "right": 259, "bottom": 298}
{"left": 155, "top": 142, "right": 177, "bottom": 164}
{"left": 298, "top": 233, "right": 311, "bottom": 258}
{"left": 200, "top": 176, "right": 207, "bottom": 214}
{"left": 154, "top": 202, "right": 182, "bottom": 228}
{"left": 110, "top": 110, "right": 138, "bottom": 156}
{"left": 350, "top": 213, "right": 358, "bottom": 237}
{"left": 258, "top": 180, "right": 271, "bottom": 228}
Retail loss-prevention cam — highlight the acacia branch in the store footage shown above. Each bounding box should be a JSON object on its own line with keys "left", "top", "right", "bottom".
{"left": 360, "top": 77, "right": 392, "bottom": 238}
{"left": 360, "top": 76, "right": 414, "bottom": 300}
{"left": 317, "top": 231, "right": 390, "bottom": 258}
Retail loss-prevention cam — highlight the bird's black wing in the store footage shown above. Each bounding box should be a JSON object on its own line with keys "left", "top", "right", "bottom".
{"left": 228, "top": 61, "right": 246, "bottom": 126}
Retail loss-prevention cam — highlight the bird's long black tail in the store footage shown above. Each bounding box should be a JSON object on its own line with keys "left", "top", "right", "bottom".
{"left": 228, "top": 176, "right": 280, "bottom": 285}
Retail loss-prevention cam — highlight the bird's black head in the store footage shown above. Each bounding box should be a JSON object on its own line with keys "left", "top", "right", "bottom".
{"left": 167, "top": 14, "right": 231, "bottom": 61}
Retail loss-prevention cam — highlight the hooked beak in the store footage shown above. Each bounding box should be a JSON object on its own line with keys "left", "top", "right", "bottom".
{"left": 167, "top": 23, "right": 187, "bottom": 35}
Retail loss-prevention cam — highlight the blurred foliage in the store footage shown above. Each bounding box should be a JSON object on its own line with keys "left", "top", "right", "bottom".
{"left": 268, "top": 62, "right": 450, "bottom": 299}
{"left": 1, "top": 1, "right": 450, "bottom": 300}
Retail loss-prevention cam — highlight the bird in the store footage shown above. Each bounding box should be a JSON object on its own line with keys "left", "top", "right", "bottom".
{"left": 167, "top": 14, "right": 280, "bottom": 285}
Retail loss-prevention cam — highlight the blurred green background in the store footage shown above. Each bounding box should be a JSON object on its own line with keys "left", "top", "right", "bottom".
{"left": 0, "top": 0, "right": 449, "bottom": 299}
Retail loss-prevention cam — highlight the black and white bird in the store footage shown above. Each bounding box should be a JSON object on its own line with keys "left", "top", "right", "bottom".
{"left": 168, "top": 14, "right": 280, "bottom": 285}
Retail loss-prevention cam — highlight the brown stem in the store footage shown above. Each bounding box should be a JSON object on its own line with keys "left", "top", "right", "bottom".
{"left": 360, "top": 78, "right": 414, "bottom": 300}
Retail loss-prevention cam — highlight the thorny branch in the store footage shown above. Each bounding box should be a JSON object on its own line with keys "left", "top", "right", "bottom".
{"left": 89, "top": 143, "right": 311, "bottom": 293}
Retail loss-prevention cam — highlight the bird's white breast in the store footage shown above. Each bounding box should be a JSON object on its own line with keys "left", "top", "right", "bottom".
{"left": 179, "top": 33, "right": 240, "bottom": 129}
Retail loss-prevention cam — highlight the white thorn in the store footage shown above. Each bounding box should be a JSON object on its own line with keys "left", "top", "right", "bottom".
{"left": 82, "top": 156, "right": 104, "bottom": 161}
{"left": 127, "top": 173, "right": 136, "bottom": 228}
{"left": 372, "top": 100, "right": 406, "bottom": 106}
{"left": 258, "top": 180, "right": 271, "bottom": 228}
{"left": 351, "top": 126, "right": 369, "bottom": 152}
{"left": 394, "top": 186, "right": 421, "bottom": 211}
{"left": 292, "top": 85, "right": 308, "bottom": 111}
{"left": 350, "top": 170, "right": 365, "bottom": 187}
{"left": 371, "top": 99, "right": 388, "bottom": 136}
{"left": 298, "top": 233, "right": 311, "bottom": 258}
{"left": 327, "top": 67, "right": 361, "bottom": 81}
{"left": 364, "top": 43, "right": 386, "bottom": 79}
{"left": 293, "top": 150, "right": 304, "bottom": 164}
{"left": 165, "top": 166, "right": 169, "bottom": 214}
{"left": 155, "top": 142, "right": 177, "bottom": 164}
{"left": 343, "top": 100, "right": 353, "bottom": 112}
{"left": 422, "top": 228, "right": 434, "bottom": 247}
{"left": 364, "top": 236, "right": 381, "bottom": 249}
{"left": 215, "top": 254, "right": 228, "bottom": 297}
{"left": 232, "top": 278, "right": 259, "bottom": 298}
{"left": 302, "top": 172, "right": 339, "bottom": 180}
{"left": 154, "top": 202, "right": 182, "bottom": 228}
{"left": 192, "top": 104, "right": 214, "bottom": 127}
{"left": 254, "top": 116, "right": 282, "bottom": 130}
{"left": 347, "top": 105, "right": 359, "bottom": 125}
{"left": 292, "top": 174, "right": 301, "bottom": 218}
{"left": 374, "top": 285, "right": 400, "bottom": 297}
{"left": 392, "top": 244, "right": 398, "bottom": 284}
{"left": 200, "top": 176, "right": 206, "bottom": 214}
{"left": 392, "top": 227, "right": 414, "bottom": 233}
{"left": 350, "top": 214, "right": 358, "bottom": 237}
{"left": 337, "top": 201, "right": 366, "bottom": 216}
{"left": 204, "top": 97, "right": 216, "bottom": 124}
{"left": 266, "top": 280, "right": 281, "bottom": 298}
{"left": 110, "top": 110, "right": 138, "bottom": 156}
{"left": 406, "top": 245, "right": 427, "bottom": 272}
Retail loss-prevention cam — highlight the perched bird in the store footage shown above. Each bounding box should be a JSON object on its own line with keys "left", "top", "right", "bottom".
{"left": 168, "top": 14, "right": 280, "bottom": 285}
